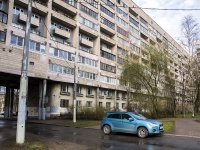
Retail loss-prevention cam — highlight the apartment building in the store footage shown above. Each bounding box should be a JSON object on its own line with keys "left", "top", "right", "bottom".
{"left": 0, "top": 0, "right": 190, "bottom": 117}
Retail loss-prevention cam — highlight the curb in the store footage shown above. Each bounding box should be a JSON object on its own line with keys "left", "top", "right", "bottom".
{"left": 165, "top": 134, "right": 200, "bottom": 139}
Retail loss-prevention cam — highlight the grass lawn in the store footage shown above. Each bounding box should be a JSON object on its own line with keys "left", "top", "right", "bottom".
{"left": 161, "top": 121, "right": 175, "bottom": 133}
{"left": 176, "top": 113, "right": 200, "bottom": 118}
{"left": 60, "top": 120, "right": 101, "bottom": 127}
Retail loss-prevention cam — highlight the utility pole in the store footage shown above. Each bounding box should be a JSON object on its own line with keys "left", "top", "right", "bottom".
{"left": 16, "top": 0, "right": 32, "bottom": 144}
{"left": 73, "top": 52, "right": 77, "bottom": 123}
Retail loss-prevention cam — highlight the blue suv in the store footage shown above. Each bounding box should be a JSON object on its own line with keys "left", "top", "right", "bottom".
{"left": 100, "top": 112, "right": 164, "bottom": 138}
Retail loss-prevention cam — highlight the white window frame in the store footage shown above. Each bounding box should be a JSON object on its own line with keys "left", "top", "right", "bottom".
{"left": 61, "top": 84, "right": 69, "bottom": 92}
{"left": 60, "top": 99, "right": 69, "bottom": 107}
{"left": 87, "top": 88, "right": 92, "bottom": 95}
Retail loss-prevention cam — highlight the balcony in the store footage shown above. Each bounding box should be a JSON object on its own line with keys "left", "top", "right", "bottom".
{"left": 100, "top": 23, "right": 115, "bottom": 36}
{"left": 100, "top": 34, "right": 116, "bottom": 46}
{"left": 80, "top": 38, "right": 93, "bottom": 48}
{"left": 51, "top": 10, "right": 76, "bottom": 28}
{"left": 101, "top": 46, "right": 111, "bottom": 53}
{"left": 16, "top": 0, "right": 48, "bottom": 15}
{"left": 18, "top": 13, "right": 39, "bottom": 28}
{"left": 54, "top": 28, "right": 70, "bottom": 38}
{"left": 52, "top": 0, "right": 77, "bottom": 16}
{"left": 79, "top": 25, "right": 98, "bottom": 38}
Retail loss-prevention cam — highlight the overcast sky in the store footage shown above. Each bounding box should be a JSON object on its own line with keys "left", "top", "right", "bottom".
{"left": 133, "top": 0, "right": 200, "bottom": 42}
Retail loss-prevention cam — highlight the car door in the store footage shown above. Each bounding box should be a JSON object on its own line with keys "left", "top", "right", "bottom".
{"left": 108, "top": 113, "right": 122, "bottom": 131}
{"left": 121, "top": 114, "right": 137, "bottom": 133}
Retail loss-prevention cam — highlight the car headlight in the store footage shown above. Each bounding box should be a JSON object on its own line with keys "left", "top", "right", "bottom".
{"left": 148, "top": 123, "right": 157, "bottom": 127}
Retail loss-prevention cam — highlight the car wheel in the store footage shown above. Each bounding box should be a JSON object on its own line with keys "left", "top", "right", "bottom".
{"left": 137, "top": 127, "right": 148, "bottom": 138}
{"left": 103, "top": 125, "right": 111, "bottom": 135}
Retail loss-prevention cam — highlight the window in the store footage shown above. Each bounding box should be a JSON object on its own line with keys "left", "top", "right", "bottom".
{"left": 13, "top": 6, "right": 24, "bottom": 15}
{"left": 49, "top": 47, "right": 75, "bottom": 61}
{"left": 10, "top": 35, "right": 24, "bottom": 47}
{"left": 100, "top": 50, "right": 116, "bottom": 61}
{"left": 116, "top": 103, "right": 119, "bottom": 109}
{"left": 106, "top": 102, "right": 111, "bottom": 109}
{"left": 99, "top": 102, "right": 103, "bottom": 107}
{"left": 0, "top": 11, "right": 8, "bottom": 24}
{"left": 29, "top": 40, "right": 45, "bottom": 53}
{"left": 100, "top": 62, "right": 116, "bottom": 73}
{"left": 102, "top": 0, "right": 114, "bottom": 9}
{"left": 130, "top": 44, "right": 140, "bottom": 53}
{"left": 99, "top": 89, "right": 103, "bottom": 95}
{"left": 117, "top": 26, "right": 128, "bottom": 37}
{"left": 140, "top": 17, "right": 147, "bottom": 25}
{"left": 116, "top": 7, "right": 128, "bottom": 19}
{"left": 122, "top": 92, "right": 126, "bottom": 98}
{"left": 60, "top": 99, "right": 69, "bottom": 107}
{"left": 48, "top": 63, "right": 74, "bottom": 75}
{"left": 100, "top": 5, "right": 114, "bottom": 18}
{"left": 79, "top": 17, "right": 98, "bottom": 31}
{"left": 83, "top": 0, "right": 98, "bottom": 8}
{"left": 64, "top": 0, "right": 77, "bottom": 7}
{"left": 116, "top": 16, "right": 128, "bottom": 28}
{"left": 130, "top": 35, "right": 139, "bottom": 44}
{"left": 122, "top": 103, "right": 126, "bottom": 109}
{"left": 78, "top": 70, "right": 98, "bottom": 80}
{"left": 122, "top": 114, "right": 131, "bottom": 120}
{"left": 0, "top": 31, "right": 6, "bottom": 43}
{"left": 116, "top": 36, "right": 129, "bottom": 46}
{"left": 86, "top": 101, "right": 92, "bottom": 107}
{"left": 80, "top": 4, "right": 98, "bottom": 19}
{"left": 108, "top": 113, "right": 120, "bottom": 119}
{"left": 87, "top": 88, "right": 92, "bottom": 95}
{"left": 77, "top": 101, "right": 82, "bottom": 107}
{"left": 130, "top": 25, "right": 139, "bottom": 35}
{"left": 140, "top": 25, "right": 148, "bottom": 34}
{"left": 100, "top": 75, "right": 116, "bottom": 84}
{"left": 116, "top": 0, "right": 128, "bottom": 10}
{"left": 129, "top": 16, "right": 139, "bottom": 27}
{"left": 100, "top": 16, "right": 115, "bottom": 29}
{"left": 61, "top": 84, "right": 68, "bottom": 92}
{"left": 117, "top": 56, "right": 125, "bottom": 64}
{"left": 77, "top": 86, "right": 82, "bottom": 94}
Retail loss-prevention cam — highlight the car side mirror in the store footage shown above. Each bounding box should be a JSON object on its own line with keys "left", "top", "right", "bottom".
{"left": 129, "top": 118, "right": 134, "bottom": 121}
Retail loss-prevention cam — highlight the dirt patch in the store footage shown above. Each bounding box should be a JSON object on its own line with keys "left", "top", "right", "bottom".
{"left": 195, "top": 120, "right": 200, "bottom": 123}
{"left": 0, "top": 133, "right": 99, "bottom": 150}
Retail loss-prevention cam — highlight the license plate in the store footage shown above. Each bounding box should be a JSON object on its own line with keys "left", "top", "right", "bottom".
{"left": 160, "top": 126, "right": 163, "bottom": 130}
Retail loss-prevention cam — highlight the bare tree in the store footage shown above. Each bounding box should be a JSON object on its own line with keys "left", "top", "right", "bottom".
{"left": 180, "top": 15, "right": 200, "bottom": 116}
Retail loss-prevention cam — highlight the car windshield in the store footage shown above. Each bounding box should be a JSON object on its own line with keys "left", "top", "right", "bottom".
{"left": 132, "top": 112, "right": 147, "bottom": 120}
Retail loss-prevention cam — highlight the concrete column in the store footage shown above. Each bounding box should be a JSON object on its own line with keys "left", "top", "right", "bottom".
{"left": 38, "top": 81, "right": 43, "bottom": 120}
{"left": 4, "top": 86, "right": 10, "bottom": 118}
{"left": 42, "top": 79, "right": 47, "bottom": 120}
{"left": 96, "top": 87, "right": 99, "bottom": 107}
{"left": 9, "top": 87, "right": 14, "bottom": 118}
{"left": 114, "top": 90, "right": 117, "bottom": 109}
{"left": 49, "top": 83, "right": 60, "bottom": 117}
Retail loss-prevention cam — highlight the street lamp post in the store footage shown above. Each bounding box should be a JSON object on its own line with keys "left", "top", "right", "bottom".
{"left": 73, "top": 52, "right": 77, "bottom": 123}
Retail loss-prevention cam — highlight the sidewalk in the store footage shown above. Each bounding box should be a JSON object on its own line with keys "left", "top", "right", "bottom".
{"left": 26, "top": 117, "right": 200, "bottom": 138}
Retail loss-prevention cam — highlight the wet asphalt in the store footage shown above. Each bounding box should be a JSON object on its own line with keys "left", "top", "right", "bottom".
{"left": 0, "top": 120, "right": 200, "bottom": 150}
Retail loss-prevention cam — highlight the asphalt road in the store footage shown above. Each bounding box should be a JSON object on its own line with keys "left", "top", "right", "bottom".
{"left": 1, "top": 120, "right": 200, "bottom": 150}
